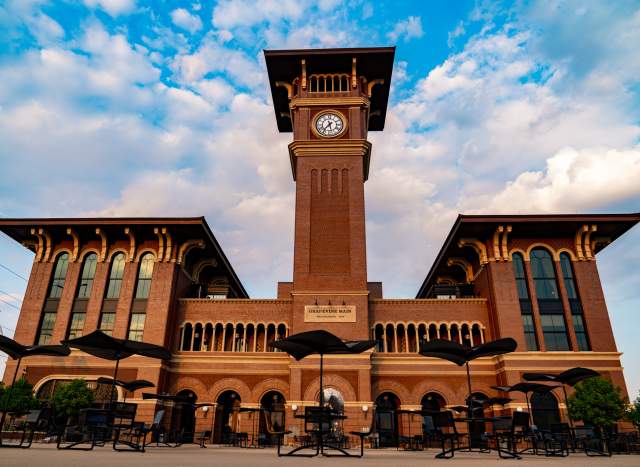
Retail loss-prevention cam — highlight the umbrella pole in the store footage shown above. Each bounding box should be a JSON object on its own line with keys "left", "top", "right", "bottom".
{"left": 110, "top": 359, "right": 120, "bottom": 406}
{"left": 561, "top": 386, "right": 573, "bottom": 428}
{"left": 319, "top": 353, "right": 324, "bottom": 407}
{"left": 525, "top": 393, "right": 532, "bottom": 425}
{"left": 0, "top": 357, "right": 22, "bottom": 443}
{"left": 465, "top": 362, "right": 472, "bottom": 418}
{"left": 319, "top": 353, "right": 324, "bottom": 455}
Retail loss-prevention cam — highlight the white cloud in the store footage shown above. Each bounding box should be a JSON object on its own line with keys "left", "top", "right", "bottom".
{"left": 171, "top": 36, "right": 264, "bottom": 89}
{"left": 170, "top": 8, "right": 202, "bottom": 33}
{"left": 84, "top": 0, "right": 136, "bottom": 17}
{"left": 386, "top": 16, "right": 424, "bottom": 43}
{"left": 212, "top": 0, "right": 306, "bottom": 29}
{"left": 465, "top": 146, "right": 640, "bottom": 213}
{"left": 447, "top": 20, "right": 465, "bottom": 47}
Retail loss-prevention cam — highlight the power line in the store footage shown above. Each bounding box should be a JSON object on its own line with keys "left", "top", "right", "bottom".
{"left": 0, "top": 296, "right": 20, "bottom": 311}
{"left": 0, "top": 288, "right": 23, "bottom": 304}
{"left": 0, "top": 263, "right": 27, "bottom": 282}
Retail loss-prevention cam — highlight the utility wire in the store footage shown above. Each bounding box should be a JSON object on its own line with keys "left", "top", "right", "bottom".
{"left": 0, "top": 296, "right": 20, "bottom": 311}
{"left": 0, "top": 288, "right": 23, "bottom": 304}
{"left": 0, "top": 263, "right": 27, "bottom": 282}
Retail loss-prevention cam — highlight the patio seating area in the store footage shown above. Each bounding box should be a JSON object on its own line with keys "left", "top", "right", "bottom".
{"left": 1, "top": 330, "right": 639, "bottom": 462}
{"left": 2, "top": 443, "right": 639, "bottom": 467}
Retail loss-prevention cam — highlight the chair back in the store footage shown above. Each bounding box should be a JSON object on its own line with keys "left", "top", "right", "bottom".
{"left": 110, "top": 402, "right": 137, "bottom": 429}
{"left": 492, "top": 416, "right": 511, "bottom": 432}
{"left": 574, "top": 426, "right": 595, "bottom": 440}
{"left": 512, "top": 411, "right": 530, "bottom": 433}
{"left": 432, "top": 410, "right": 456, "bottom": 433}
{"left": 25, "top": 410, "right": 42, "bottom": 424}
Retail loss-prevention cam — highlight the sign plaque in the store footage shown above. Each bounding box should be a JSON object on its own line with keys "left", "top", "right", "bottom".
{"left": 304, "top": 305, "right": 356, "bottom": 323}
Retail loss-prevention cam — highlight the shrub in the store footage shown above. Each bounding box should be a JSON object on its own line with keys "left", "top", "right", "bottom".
{"left": 568, "top": 377, "right": 626, "bottom": 430}
{"left": 52, "top": 379, "right": 94, "bottom": 420}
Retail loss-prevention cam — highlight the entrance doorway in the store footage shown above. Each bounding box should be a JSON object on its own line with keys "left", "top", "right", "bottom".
{"left": 175, "top": 390, "right": 197, "bottom": 443}
{"left": 531, "top": 391, "right": 560, "bottom": 429}
{"left": 375, "top": 392, "right": 400, "bottom": 447}
{"left": 213, "top": 390, "right": 241, "bottom": 443}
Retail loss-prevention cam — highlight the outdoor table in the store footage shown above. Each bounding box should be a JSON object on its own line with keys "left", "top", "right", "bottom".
{"left": 239, "top": 407, "right": 265, "bottom": 448}
{"left": 397, "top": 410, "right": 423, "bottom": 451}
{"left": 454, "top": 416, "right": 498, "bottom": 454}
{"left": 291, "top": 408, "right": 350, "bottom": 456}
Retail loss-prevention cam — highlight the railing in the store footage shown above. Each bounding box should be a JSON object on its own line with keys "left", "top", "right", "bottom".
{"left": 307, "top": 73, "right": 351, "bottom": 94}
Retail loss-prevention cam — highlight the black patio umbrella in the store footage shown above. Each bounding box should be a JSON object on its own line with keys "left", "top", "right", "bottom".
{"left": 0, "top": 335, "right": 70, "bottom": 445}
{"left": 63, "top": 330, "right": 171, "bottom": 406}
{"left": 492, "top": 382, "right": 558, "bottom": 423}
{"left": 271, "top": 330, "right": 375, "bottom": 407}
{"left": 420, "top": 338, "right": 517, "bottom": 417}
{"left": 523, "top": 367, "right": 600, "bottom": 427}
{"left": 97, "top": 377, "right": 155, "bottom": 402}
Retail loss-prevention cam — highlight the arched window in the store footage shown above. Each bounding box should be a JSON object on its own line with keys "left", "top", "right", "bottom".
{"left": 67, "top": 253, "right": 98, "bottom": 339}
{"left": 99, "top": 253, "right": 126, "bottom": 336}
{"left": 134, "top": 253, "right": 154, "bottom": 299}
{"left": 530, "top": 249, "right": 559, "bottom": 300}
{"left": 76, "top": 253, "right": 97, "bottom": 299}
{"left": 105, "top": 253, "right": 126, "bottom": 299}
{"left": 531, "top": 248, "right": 569, "bottom": 351}
{"left": 560, "top": 253, "right": 590, "bottom": 351}
{"left": 48, "top": 253, "right": 69, "bottom": 299}
{"left": 128, "top": 253, "right": 154, "bottom": 342}
{"left": 512, "top": 253, "right": 538, "bottom": 350}
{"left": 36, "top": 253, "right": 69, "bottom": 344}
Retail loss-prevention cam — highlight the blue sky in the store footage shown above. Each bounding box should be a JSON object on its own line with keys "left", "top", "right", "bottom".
{"left": 0, "top": 1, "right": 639, "bottom": 398}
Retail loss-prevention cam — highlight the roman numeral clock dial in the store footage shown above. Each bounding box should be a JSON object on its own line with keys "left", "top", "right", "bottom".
{"left": 314, "top": 111, "right": 346, "bottom": 138}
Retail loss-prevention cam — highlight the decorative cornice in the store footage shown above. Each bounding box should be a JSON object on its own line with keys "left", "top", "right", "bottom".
{"left": 66, "top": 228, "right": 79, "bottom": 261}
{"left": 177, "top": 239, "right": 206, "bottom": 265}
{"left": 288, "top": 139, "right": 372, "bottom": 181}
{"left": 289, "top": 96, "right": 369, "bottom": 110}
{"left": 154, "top": 227, "right": 164, "bottom": 263}
{"left": 457, "top": 238, "right": 489, "bottom": 265}
{"left": 124, "top": 227, "right": 136, "bottom": 262}
{"left": 95, "top": 228, "right": 108, "bottom": 262}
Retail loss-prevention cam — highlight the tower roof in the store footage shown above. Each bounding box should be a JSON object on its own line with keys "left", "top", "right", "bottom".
{"left": 264, "top": 47, "right": 395, "bottom": 132}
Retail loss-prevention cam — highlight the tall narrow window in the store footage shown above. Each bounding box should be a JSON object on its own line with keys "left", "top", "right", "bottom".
{"left": 560, "top": 253, "right": 590, "bottom": 351}
{"left": 36, "top": 253, "right": 70, "bottom": 344}
{"left": 512, "top": 253, "right": 538, "bottom": 351}
{"left": 128, "top": 253, "right": 154, "bottom": 341}
{"left": 134, "top": 254, "right": 154, "bottom": 299}
{"left": 530, "top": 248, "right": 569, "bottom": 351}
{"left": 99, "top": 253, "right": 125, "bottom": 336}
{"left": 67, "top": 253, "right": 98, "bottom": 339}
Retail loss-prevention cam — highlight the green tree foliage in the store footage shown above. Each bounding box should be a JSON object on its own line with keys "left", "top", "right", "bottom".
{"left": 568, "top": 377, "right": 626, "bottom": 429}
{"left": 0, "top": 378, "right": 39, "bottom": 413}
{"left": 626, "top": 391, "right": 640, "bottom": 428}
{"left": 52, "top": 379, "right": 94, "bottom": 419}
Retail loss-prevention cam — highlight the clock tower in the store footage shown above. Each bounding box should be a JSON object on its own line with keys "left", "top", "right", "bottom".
{"left": 265, "top": 48, "right": 395, "bottom": 340}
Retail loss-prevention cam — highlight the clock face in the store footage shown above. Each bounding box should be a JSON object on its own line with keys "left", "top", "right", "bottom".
{"left": 315, "top": 112, "right": 345, "bottom": 138}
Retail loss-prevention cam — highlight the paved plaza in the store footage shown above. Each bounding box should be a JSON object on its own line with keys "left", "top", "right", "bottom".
{"left": 2, "top": 445, "right": 638, "bottom": 467}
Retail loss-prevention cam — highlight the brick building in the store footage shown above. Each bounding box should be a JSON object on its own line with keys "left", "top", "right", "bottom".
{"left": 1, "top": 47, "right": 639, "bottom": 446}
